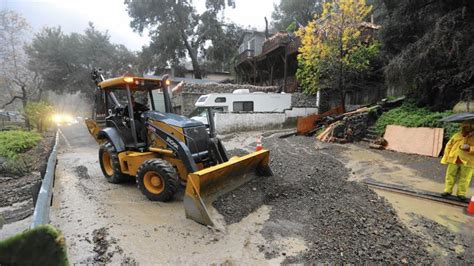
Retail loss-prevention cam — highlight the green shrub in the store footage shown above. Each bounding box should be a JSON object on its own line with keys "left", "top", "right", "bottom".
{"left": 0, "top": 130, "right": 42, "bottom": 159}
{"left": 375, "top": 103, "right": 458, "bottom": 141}
{"left": 24, "top": 101, "right": 55, "bottom": 132}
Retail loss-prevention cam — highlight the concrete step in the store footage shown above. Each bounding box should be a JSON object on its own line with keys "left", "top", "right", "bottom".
{"left": 366, "top": 128, "right": 378, "bottom": 134}
{"left": 365, "top": 132, "right": 379, "bottom": 138}
{"left": 361, "top": 137, "right": 374, "bottom": 143}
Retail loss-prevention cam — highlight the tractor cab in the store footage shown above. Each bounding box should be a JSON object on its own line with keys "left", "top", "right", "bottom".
{"left": 92, "top": 75, "right": 204, "bottom": 151}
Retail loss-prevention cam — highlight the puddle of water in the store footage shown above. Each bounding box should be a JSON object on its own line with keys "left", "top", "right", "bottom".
{"left": 342, "top": 145, "right": 445, "bottom": 194}
{"left": 373, "top": 189, "right": 473, "bottom": 233}
{"left": 104, "top": 203, "right": 284, "bottom": 265}
{"left": 334, "top": 143, "right": 474, "bottom": 255}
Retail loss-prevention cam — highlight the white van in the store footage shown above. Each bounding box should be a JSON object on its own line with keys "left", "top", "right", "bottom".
{"left": 189, "top": 89, "right": 291, "bottom": 124}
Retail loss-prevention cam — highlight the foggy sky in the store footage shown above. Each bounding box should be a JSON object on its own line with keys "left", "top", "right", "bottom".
{"left": 1, "top": 0, "right": 278, "bottom": 51}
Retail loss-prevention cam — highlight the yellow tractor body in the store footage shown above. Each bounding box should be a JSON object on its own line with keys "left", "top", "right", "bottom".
{"left": 85, "top": 70, "right": 272, "bottom": 226}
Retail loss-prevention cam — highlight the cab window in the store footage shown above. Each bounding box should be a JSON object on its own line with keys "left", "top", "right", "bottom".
{"left": 197, "top": 96, "right": 208, "bottom": 103}
{"left": 215, "top": 97, "right": 226, "bottom": 103}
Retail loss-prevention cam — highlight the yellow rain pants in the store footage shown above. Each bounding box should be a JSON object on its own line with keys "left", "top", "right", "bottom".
{"left": 444, "top": 163, "right": 473, "bottom": 197}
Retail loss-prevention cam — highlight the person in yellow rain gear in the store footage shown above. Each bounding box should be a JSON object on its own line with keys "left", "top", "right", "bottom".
{"left": 441, "top": 121, "right": 474, "bottom": 201}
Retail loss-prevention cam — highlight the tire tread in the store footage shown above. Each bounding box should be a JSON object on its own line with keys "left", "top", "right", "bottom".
{"left": 136, "top": 159, "right": 179, "bottom": 201}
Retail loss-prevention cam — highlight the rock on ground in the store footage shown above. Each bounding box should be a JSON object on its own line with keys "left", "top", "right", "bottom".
{"left": 408, "top": 213, "right": 474, "bottom": 264}
{"left": 213, "top": 135, "right": 433, "bottom": 264}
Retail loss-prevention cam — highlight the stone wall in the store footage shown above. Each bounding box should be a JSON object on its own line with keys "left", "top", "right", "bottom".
{"left": 214, "top": 107, "right": 318, "bottom": 133}
{"left": 171, "top": 93, "right": 202, "bottom": 116}
{"left": 215, "top": 112, "right": 287, "bottom": 133}
{"left": 291, "top": 92, "right": 318, "bottom": 107}
{"left": 179, "top": 83, "right": 278, "bottom": 94}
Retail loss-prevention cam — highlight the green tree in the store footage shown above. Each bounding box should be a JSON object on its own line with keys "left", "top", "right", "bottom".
{"left": 23, "top": 101, "right": 55, "bottom": 132}
{"left": 26, "top": 23, "right": 138, "bottom": 99}
{"left": 380, "top": 0, "right": 474, "bottom": 110}
{"left": 125, "top": 0, "right": 236, "bottom": 78}
{"left": 296, "top": 0, "right": 380, "bottom": 110}
{"left": 271, "top": 0, "right": 325, "bottom": 31}
{"left": 202, "top": 23, "right": 243, "bottom": 72}
{"left": 0, "top": 11, "right": 43, "bottom": 129}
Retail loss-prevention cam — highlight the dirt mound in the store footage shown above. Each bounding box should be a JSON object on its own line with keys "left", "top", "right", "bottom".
{"left": 214, "top": 135, "right": 433, "bottom": 264}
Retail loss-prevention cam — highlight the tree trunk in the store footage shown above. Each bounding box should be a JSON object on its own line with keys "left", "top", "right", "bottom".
{"left": 179, "top": 30, "right": 202, "bottom": 79}
{"left": 283, "top": 47, "right": 288, "bottom": 92}
{"left": 338, "top": 61, "right": 346, "bottom": 112}
{"left": 38, "top": 118, "right": 43, "bottom": 133}
{"left": 338, "top": 22, "right": 346, "bottom": 113}
{"left": 340, "top": 90, "right": 346, "bottom": 113}
{"left": 189, "top": 54, "right": 202, "bottom": 79}
{"left": 37, "top": 87, "right": 44, "bottom": 101}
{"left": 270, "top": 64, "right": 274, "bottom": 85}
{"left": 21, "top": 85, "right": 30, "bottom": 130}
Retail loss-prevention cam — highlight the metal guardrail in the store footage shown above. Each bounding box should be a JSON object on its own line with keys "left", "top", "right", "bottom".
{"left": 31, "top": 130, "right": 59, "bottom": 228}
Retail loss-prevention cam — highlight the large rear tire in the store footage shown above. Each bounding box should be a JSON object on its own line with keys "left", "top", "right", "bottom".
{"left": 99, "top": 141, "right": 127, "bottom": 183}
{"left": 136, "top": 159, "right": 179, "bottom": 202}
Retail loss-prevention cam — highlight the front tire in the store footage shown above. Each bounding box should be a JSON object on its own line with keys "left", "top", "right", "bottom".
{"left": 99, "top": 141, "right": 127, "bottom": 183}
{"left": 136, "top": 159, "right": 179, "bottom": 201}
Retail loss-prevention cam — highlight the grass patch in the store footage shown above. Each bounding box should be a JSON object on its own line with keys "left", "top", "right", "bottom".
{"left": 375, "top": 103, "right": 458, "bottom": 141}
{"left": 0, "top": 130, "right": 42, "bottom": 159}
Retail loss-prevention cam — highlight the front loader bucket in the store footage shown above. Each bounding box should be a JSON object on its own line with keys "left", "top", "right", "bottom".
{"left": 183, "top": 149, "right": 272, "bottom": 226}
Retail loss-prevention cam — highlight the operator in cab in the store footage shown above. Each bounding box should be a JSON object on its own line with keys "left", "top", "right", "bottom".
{"left": 131, "top": 93, "right": 149, "bottom": 118}
{"left": 130, "top": 93, "right": 150, "bottom": 142}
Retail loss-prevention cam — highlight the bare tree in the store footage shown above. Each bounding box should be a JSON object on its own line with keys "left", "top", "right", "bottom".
{"left": 0, "top": 10, "right": 42, "bottom": 129}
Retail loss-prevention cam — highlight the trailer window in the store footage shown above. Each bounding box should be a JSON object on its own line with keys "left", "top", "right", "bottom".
{"left": 197, "top": 96, "right": 208, "bottom": 103}
{"left": 215, "top": 97, "right": 226, "bottom": 103}
{"left": 233, "top": 101, "right": 254, "bottom": 112}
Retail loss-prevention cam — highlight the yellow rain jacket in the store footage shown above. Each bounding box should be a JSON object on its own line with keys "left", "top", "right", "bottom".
{"left": 441, "top": 132, "right": 474, "bottom": 167}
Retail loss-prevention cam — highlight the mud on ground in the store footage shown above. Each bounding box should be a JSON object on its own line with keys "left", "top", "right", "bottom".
{"left": 49, "top": 124, "right": 472, "bottom": 264}
{"left": 0, "top": 131, "right": 55, "bottom": 226}
{"left": 408, "top": 213, "right": 473, "bottom": 264}
{"left": 215, "top": 135, "right": 437, "bottom": 264}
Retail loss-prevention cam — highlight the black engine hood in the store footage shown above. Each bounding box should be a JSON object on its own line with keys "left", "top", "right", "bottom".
{"left": 142, "top": 111, "right": 204, "bottom": 128}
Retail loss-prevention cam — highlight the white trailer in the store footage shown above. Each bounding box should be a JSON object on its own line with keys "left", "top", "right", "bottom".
{"left": 189, "top": 89, "right": 292, "bottom": 124}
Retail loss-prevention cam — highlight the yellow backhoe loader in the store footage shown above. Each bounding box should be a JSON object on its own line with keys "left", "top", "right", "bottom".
{"left": 85, "top": 69, "right": 272, "bottom": 226}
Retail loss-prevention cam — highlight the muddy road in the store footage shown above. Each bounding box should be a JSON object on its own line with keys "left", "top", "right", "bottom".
{"left": 0, "top": 132, "right": 55, "bottom": 239}
{"left": 51, "top": 124, "right": 295, "bottom": 264}
{"left": 51, "top": 123, "right": 473, "bottom": 264}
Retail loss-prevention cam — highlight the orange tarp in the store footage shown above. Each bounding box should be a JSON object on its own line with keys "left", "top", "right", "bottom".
{"left": 296, "top": 106, "right": 345, "bottom": 135}
{"left": 383, "top": 125, "right": 444, "bottom": 157}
